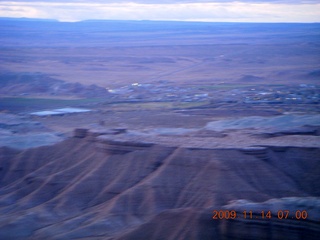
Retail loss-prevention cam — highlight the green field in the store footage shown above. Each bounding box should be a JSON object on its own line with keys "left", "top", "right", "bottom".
{"left": 106, "top": 100, "right": 210, "bottom": 111}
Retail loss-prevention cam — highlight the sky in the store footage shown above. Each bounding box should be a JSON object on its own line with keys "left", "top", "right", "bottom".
{"left": 0, "top": 0, "right": 319, "bottom": 23}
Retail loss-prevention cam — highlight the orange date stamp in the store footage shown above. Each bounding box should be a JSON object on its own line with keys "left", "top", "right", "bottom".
{"left": 212, "top": 210, "right": 308, "bottom": 220}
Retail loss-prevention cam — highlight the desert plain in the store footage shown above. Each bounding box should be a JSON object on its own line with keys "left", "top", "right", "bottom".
{"left": 0, "top": 18, "right": 319, "bottom": 239}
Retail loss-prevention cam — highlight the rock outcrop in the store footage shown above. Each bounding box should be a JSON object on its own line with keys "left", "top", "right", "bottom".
{"left": 220, "top": 197, "right": 320, "bottom": 240}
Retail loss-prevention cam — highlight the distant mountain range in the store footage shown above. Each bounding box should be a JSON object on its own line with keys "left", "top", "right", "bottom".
{"left": 0, "top": 72, "right": 109, "bottom": 97}
{"left": 0, "top": 17, "right": 58, "bottom": 22}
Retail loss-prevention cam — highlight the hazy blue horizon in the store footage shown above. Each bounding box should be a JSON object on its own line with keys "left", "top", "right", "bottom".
{"left": 1, "top": 16, "right": 320, "bottom": 24}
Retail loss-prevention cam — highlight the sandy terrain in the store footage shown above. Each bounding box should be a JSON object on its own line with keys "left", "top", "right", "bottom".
{"left": 1, "top": 21, "right": 319, "bottom": 88}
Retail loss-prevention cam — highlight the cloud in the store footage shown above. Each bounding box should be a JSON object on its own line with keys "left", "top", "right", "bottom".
{"left": 0, "top": 1, "right": 319, "bottom": 22}
{"left": 4, "top": 0, "right": 320, "bottom": 3}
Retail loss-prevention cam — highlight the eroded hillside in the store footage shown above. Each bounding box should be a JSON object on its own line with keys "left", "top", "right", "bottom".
{"left": 0, "top": 133, "right": 319, "bottom": 239}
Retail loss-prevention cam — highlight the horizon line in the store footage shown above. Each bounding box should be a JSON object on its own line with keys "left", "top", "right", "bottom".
{"left": 0, "top": 16, "right": 319, "bottom": 24}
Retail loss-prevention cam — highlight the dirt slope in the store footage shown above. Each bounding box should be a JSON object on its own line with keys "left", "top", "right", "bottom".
{"left": 0, "top": 137, "right": 319, "bottom": 239}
